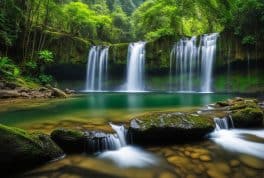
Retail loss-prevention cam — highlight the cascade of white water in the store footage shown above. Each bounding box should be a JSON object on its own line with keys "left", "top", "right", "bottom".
{"left": 170, "top": 33, "right": 218, "bottom": 92}
{"left": 85, "top": 46, "right": 109, "bottom": 91}
{"left": 126, "top": 42, "right": 146, "bottom": 91}
{"left": 214, "top": 116, "right": 234, "bottom": 131}
{"left": 200, "top": 33, "right": 218, "bottom": 92}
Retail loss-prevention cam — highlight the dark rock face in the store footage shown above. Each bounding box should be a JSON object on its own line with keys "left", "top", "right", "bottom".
{"left": 51, "top": 128, "right": 116, "bottom": 154}
{"left": 51, "top": 128, "right": 87, "bottom": 153}
{"left": 128, "top": 112, "right": 214, "bottom": 145}
{"left": 0, "top": 124, "right": 64, "bottom": 174}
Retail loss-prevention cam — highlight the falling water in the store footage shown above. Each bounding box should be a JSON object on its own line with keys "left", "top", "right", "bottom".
{"left": 126, "top": 42, "right": 146, "bottom": 92}
{"left": 210, "top": 116, "right": 264, "bottom": 159}
{"left": 99, "top": 123, "right": 160, "bottom": 168}
{"left": 213, "top": 116, "right": 234, "bottom": 131}
{"left": 170, "top": 33, "right": 218, "bottom": 92}
{"left": 200, "top": 33, "right": 218, "bottom": 92}
{"left": 170, "top": 37, "right": 197, "bottom": 91}
{"left": 85, "top": 46, "right": 109, "bottom": 91}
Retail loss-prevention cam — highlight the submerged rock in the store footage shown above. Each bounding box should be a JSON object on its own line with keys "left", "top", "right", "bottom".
{"left": 128, "top": 112, "right": 214, "bottom": 145}
{"left": 0, "top": 124, "right": 64, "bottom": 174}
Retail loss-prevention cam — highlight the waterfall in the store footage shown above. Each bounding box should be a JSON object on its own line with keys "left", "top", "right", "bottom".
{"left": 170, "top": 37, "right": 197, "bottom": 91}
{"left": 213, "top": 116, "right": 234, "bottom": 131}
{"left": 200, "top": 33, "right": 218, "bottom": 92}
{"left": 110, "top": 123, "right": 127, "bottom": 147}
{"left": 86, "top": 124, "right": 127, "bottom": 153}
{"left": 126, "top": 41, "right": 146, "bottom": 92}
{"left": 85, "top": 46, "right": 109, "bottom": 91}
{"left": 170, "top": 33, "right": 218, "bottom": 92}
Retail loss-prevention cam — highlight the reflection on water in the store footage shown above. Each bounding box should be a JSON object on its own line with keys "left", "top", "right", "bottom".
{"left": 0, "top": 93, "right": 233, "bottom": 127}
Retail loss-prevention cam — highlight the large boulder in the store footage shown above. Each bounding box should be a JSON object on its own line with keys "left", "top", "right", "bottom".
{"left": 0, "top": 124, "right": 64, "bottom": 174}
{"left": 51, "top": 128, "right": 114, "bottom": 154}
{"left": 128, "top": 112, "right": 214, "bottom": 145}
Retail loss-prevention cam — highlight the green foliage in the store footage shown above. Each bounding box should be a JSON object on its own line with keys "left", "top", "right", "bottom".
{"left": 227, "top": 0, "right": 264, "bottom": 45}
{"left": 38, "top": 74, "right": 53, "bottom": 85}
{"left": 242, "top": 35, "right": 256, "bottom": 45}
{"left": 38, "top": 50, "right": 54, "bottom": 63}
{"left": 0, "top": 56, "right": 20, "bottom": 79}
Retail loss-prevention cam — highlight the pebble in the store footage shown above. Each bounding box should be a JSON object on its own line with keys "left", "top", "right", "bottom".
{"left": 239, "top": 155, "right": 264, "bottom": 170}
{"left": 229, "top": 160, "right": 240, "bottom": 167}
{"left": 199, "top": 155, "right": 211, "bottom": 162}
{"left": 190, "top": 153, "right": 200, "bottom": 159}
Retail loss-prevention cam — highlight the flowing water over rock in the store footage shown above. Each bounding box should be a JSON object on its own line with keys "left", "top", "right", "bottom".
{"left": 85, "top": 46, "right": 109, "bottom": 91}
{"left": 98, "top": 123, "right": 160, "bottom": 168}
{"left": 170, "top": 33, "right": 218, "bottom": 92}
{"left": 126, "top": 42, "right": 146, "bottom": 92}
{"left": 210, "top": 116, "right": 264, "bottom": 159}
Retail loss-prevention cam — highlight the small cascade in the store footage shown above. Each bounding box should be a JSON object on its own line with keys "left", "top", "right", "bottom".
{"left": 85, "top": 46, "right": 109, "bottom": 91}
{"left": 110, "top": 123, "right": 127, "bottom": 147}
{"left": 126, "top": 41, "right": 146, "bottom": 92}
{"left": 214, "top": 116, "right": 234, "bottom": 131}
{"left": 170, "top": 33, "right": 218, "bottom": 92}
{"left": 85, "top": 124, "right": 127, "bottom": 153}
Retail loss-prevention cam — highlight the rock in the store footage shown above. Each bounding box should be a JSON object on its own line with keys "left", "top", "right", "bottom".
{"left": 51, "top": 128, "right": 114, "bottom": 154}
{"left": 199, "top": 155, "right": 211, "bottom": 162}
{"left": 206, "top": 169, "right": 228, "bottom": 178}
{"left": 231, "top": 106, "right": 263, "bottom": 127}
{"left": 50, "top": 87, "right": 68, "bottom": 98}
{"left": 65, "top": 88, "right": 76, "bottom": 94}
{"left": 128, "top": 112, "right": 214, "bottom": 145}
{"left": 5, "top": 82, "right": 17, "bottom": 89}
{"left": 239, "top": 155, "right": 264, "bottom": 170}
{"left": 0, "top": 90, "right": 20, "bottom": 99}
{"left": 0, "top": 124, "right": 64, "bottom": 174}
{"left": 51, "top": 128, "right": 87, "bottom": 153}
{"left": 229, "top": 160, "right": 240, "bottom": 167}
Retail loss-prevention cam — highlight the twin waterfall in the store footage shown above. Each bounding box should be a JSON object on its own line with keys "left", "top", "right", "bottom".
{"left": 85, "top": 46, "right": 109, "bottom": 91}
{"left": 85, "top": 33, "right": 218, "bottom": 92}
{"left": 170, "top": 33, "right": 218, "bottom": 92}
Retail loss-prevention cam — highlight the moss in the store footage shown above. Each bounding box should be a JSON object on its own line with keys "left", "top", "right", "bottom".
{"left": 51, "top": 128, "right": 86, "bottom": 153}
{"left": 231, "top": 107, "right": 264, "bottom": 127}
{"left": 109, "top": 43, "right": 129, "bottom": 64}
{"left": 132, "top": 112, "right": 213, "bottom": 131}
{"left": 0, "top": 124, "right": 63, "bottom": 174}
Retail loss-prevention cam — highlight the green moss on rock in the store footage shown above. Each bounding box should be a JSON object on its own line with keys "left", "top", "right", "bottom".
{"left": 128, "top": 112, "right": 214, "bottom": 145}
{"left": 0, "top": 124, "right": 64, "bottom": 174}
{"left": 51, "top": 128, "right": 86, "bottom": 153}
{"left": 231, "top": 107, "right": 264, "bottom": 127}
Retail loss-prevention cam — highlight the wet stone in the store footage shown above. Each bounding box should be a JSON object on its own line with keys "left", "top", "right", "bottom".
{"left": 190, "top": 153, "right": 200, "bottom": 159}
{"left": 239, "top": 155, "right": 264, "bottom": 170}
{"left": 199, "top": 155, "right": 211, "bottom": 162}
{"left": 229, "top": 160, "right": 240, "bottom": 167}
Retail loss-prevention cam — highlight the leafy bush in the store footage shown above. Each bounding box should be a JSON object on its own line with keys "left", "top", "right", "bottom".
{"left": 242, "top": 35, "right": 256, "bottom": 45}
{"left": 38, "top": 50, "right": 54, "bottom": 63}
{"left": 0, "top": 56, "right": 20, "bottom": 79}
{"left": 38, "top": 74, "right": 53, "bottom": 85}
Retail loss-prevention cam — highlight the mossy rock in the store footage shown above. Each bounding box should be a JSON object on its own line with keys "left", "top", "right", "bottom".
{"left": 231, "top": 107, "right": 264, "bottom": 127}
{"left": 0, "top": 124, "right": 64, "bottom": 174}
{"left": 51, "top": 128, "right": 86, "bottom": 153}
{"left": 51, "top": 128, "right": 112, "bottom": 154}
{"left": 128, "top": 112, "right": 214, "bottom": 145}
{"left": 214, "top": 98, "right": 263, "bottom": 127}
